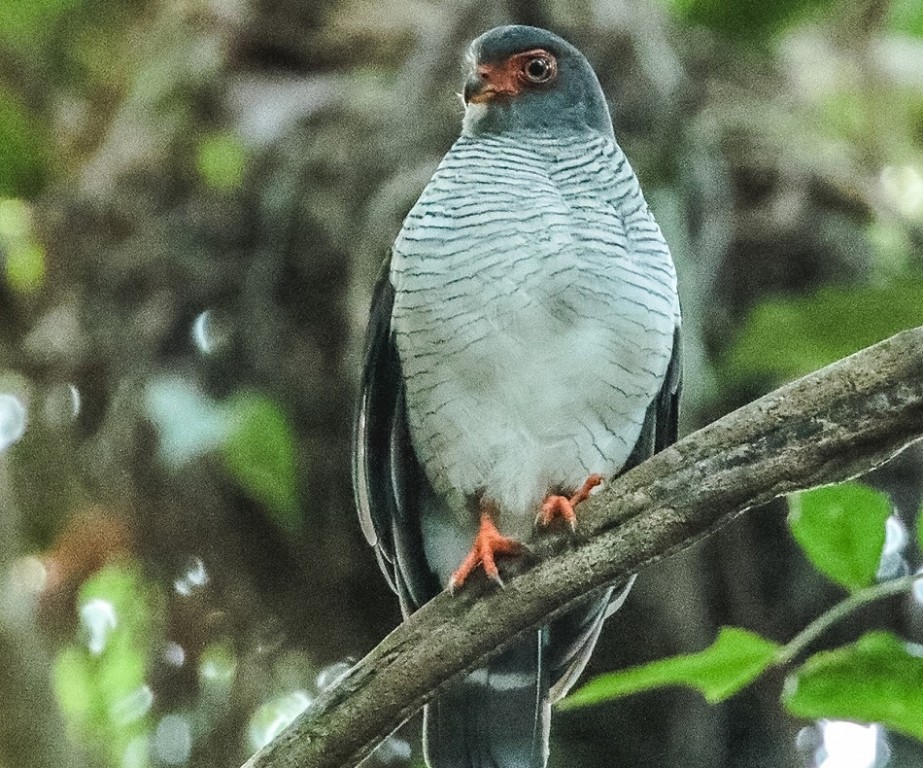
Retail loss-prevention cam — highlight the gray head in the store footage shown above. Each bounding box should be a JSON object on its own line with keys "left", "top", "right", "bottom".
{"left": 461, "top": 25, "right": 614, "bottom": 138}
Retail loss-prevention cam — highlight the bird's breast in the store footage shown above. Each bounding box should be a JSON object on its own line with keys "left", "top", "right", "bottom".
{"left": 391, "top": 132, "right": 677, "bottom": 519}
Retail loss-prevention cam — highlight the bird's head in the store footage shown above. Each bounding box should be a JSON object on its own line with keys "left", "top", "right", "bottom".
{"left": 461, "top": 25, "right": 614, "bottom": 138}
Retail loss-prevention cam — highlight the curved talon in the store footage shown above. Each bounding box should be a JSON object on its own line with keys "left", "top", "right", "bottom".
{"left": 449, "top": 511, "right": 522, "bottom": 591}
{"left": 537, "top": 474, "right": 604, "bottom": 530}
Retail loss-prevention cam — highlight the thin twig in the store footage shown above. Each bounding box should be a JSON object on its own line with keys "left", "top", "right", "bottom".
{"left": 776, "top": 574, "right": 921, "bottom": 666}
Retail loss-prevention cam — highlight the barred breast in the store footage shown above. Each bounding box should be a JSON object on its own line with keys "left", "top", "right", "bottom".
{"left": 391, "top": 130, "right": 677, "bottom": 523}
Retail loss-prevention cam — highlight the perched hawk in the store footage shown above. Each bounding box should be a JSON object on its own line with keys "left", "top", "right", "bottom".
{"left": 354, "top": 24, "right": 681, "bottom": 768}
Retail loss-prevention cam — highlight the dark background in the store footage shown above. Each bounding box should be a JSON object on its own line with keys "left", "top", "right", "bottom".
{"left": 1, "top": 0, "right": 923, "bottom": 767}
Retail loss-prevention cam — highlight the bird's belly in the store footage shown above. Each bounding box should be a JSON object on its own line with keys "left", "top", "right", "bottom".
{"left": 398, "top": 293, "right": 669, "bottom": 521}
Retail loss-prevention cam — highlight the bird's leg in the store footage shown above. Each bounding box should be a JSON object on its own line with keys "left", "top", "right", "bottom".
{"left": 449, "top": 502, "right": 522, "bottom": 591}
{"left": 537, "top": 474, "right": 604, "bottom": 530}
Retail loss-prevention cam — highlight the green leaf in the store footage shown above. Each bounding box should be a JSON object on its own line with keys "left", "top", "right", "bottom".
{"left": 0, "top": 90, "right": 49, "bottom": 196}
{"left": 788, "top": 483, "right": 890, "bottom": 591}
{"left": 0, "top": 198, "right": 44, "bottom": 293}
{"left": 53, "top": 646, "right": 96, "bottom": 724}
{"left": 784, "top": 631, "right": 923, "bottom": 740}
{"left": 726, "top": 282, "right": 923, "bottom": 382}
{"left": 561, "top": 627, "right": 781, "bottom": 708}
{"left": 197, "top": 132, "right": 247, "bottom": 192}
{"left": 5, "top": 239, "right": 45, "bottom": 293}
{"left": 222, "top": 393, "right": 299, "bottom": 533}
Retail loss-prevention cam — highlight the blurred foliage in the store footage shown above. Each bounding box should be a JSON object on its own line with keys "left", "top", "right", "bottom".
{"left": 53, "top": 562, "right": 162, "bottom": 768}
{"left": 0, "top": 91, "right": 49, "bottom": 196}
{"left": 0, "top": 198, "right": 45, "bottom": 294}
{"left": 918, "top": 501, "right": 923, "bottom": 555}
{"left": 661, "top": 0, "right": 841, "bottom": 42}
{"left": 222, "top": 392, "right": 299, "bottom": 534}
{"left": 0, "top": 0, "right": 921, "bottom": 767}
{"left": 144, "top": 381, "right": 301, "bottom": 533}
{"left": 889, "top": 0, "right": 923, "bottom": 37}
{"left": 197, "top": 133, "right": 248, "bottom": 192}
{"left": 0, "top": 0, "right": 81, "bottom": 46}
{"left": 247, "top": 690, "right": 313, "bottom": 752}
{"left": 726, "top": 282, "right": 923, "bottom": 382}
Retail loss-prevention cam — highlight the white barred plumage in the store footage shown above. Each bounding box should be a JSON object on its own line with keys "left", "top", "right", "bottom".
{"left": 391, "top": 130, "right": 677, "bottom": 567}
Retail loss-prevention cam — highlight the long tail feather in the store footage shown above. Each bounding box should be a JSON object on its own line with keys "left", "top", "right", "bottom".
{"left": 424, "top": 631, "right": 549, "bottom": 768}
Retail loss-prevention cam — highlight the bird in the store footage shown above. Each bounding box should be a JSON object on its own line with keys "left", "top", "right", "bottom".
{"left": 353, "top": 24, "right": 682, "bottom": 768}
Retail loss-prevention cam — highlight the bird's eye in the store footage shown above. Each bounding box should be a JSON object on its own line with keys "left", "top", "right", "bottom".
{"left": 522, "top": 56, "right": 555, "bottom": 84}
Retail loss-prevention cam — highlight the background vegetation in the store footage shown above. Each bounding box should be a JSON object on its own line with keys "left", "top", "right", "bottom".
{"left": 1, "top": 0, "right": 922, "bottom": 766}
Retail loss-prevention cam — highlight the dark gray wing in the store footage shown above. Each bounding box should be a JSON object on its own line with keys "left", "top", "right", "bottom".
{"left": 618, "top": 322, "right": 683, "bottom": 469}
{"left": 654, "top": 323, "right": 683, "bottom": 452}
{"left": 352, "top": 256, "right": 442, "bottom": 613}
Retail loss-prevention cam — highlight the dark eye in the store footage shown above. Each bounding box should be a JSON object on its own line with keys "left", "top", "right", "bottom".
{"left": 523, "top": 56, "right": 555, "bottom": 83}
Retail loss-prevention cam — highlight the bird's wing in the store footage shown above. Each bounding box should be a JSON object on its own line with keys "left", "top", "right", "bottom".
{"left": 655, "top": 323, "right": 683, "bottom": 453}
{"left": 352, "top": 255, "right": 442, "bottom": 612}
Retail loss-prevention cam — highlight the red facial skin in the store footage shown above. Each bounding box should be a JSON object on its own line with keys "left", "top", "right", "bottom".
{"left": 468, "top": 48, "right": 558, "bottom": 103}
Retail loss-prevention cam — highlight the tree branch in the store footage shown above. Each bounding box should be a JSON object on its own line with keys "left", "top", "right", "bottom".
{"left": 242, "top": 326, "right": 923, "bottom": 768}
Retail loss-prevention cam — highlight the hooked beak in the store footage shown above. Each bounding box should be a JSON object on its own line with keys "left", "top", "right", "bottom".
{"left": 463, "top": 73, "right": 487, "bottom": 104}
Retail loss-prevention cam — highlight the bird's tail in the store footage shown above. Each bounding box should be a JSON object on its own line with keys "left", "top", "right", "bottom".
{"left": 423, "top": 630, "right": 549, "bottom": 768}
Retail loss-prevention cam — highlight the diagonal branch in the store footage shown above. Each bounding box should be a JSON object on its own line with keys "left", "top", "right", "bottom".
{"left": 242, "top": 326, "right": 923, "bottom": 768}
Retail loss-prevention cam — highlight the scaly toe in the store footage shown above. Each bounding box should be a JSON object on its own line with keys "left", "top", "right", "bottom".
{"left": 538, "top": 495, "right": 576, "bottom": 528}
{"left": 449, "top": 513, "right": 522, "bottom": 591}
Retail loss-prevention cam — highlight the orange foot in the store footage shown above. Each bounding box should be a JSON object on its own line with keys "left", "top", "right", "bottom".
{"left": 537, "top": 474, "right": 604, "bottom": 530}
{"left": 449, "top": 510, "right": 523, "bottom": 591}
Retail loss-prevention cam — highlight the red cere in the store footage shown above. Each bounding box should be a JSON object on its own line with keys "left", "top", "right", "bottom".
{"left": 473, "top": 61, "right": 523, "bottom": 100}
